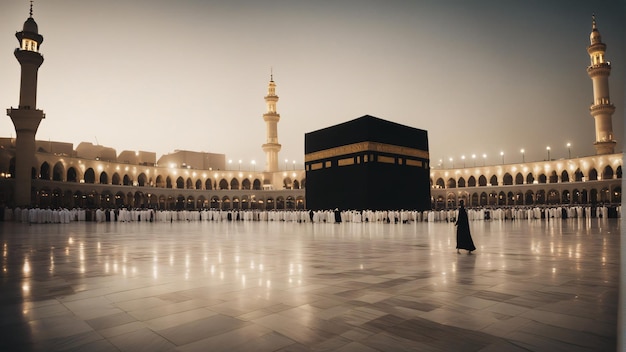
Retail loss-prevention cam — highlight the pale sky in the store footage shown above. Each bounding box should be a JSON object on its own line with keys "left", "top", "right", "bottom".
{"left": 0, "top": 0, "right": 623, "bottom": 170}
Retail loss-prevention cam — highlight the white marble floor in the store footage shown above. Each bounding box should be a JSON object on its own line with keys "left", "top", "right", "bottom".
{"left": 0, "top": 218, "right": 619, "bottom": 351}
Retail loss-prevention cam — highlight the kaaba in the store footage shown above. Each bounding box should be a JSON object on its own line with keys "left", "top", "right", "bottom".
{"left": 305, "top": 115, "right": 430, "bottom": 211}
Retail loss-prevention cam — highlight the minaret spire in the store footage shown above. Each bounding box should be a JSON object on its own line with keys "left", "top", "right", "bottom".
{"left": 586, "top": 15, "right": 616, "bottom": 155}
{"left": 6, "top": 4, "right": 46, "bottom": 206}
{"left": 262, "top": 70, "right": 282, "bottom": 172}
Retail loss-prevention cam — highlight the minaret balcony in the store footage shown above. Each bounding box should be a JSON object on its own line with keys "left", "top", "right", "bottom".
{"left": 586, "top": 63, "right": 611, "bottom": 76}
{"left": 589, "top": 103, "right": 615, "bottom": 115}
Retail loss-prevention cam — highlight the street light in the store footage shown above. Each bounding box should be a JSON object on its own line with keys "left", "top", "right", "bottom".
{"left": 251, "top": 160, "right": 256, "bottom": 172}
{"left": 500, "top": 151, "right": 504, "bottom": 164}
{"left": 546, "top": 146, "right": 551, "bottom": 161}
{"left": 449, "top": 157, "right": 454, "bottom": 168}
{"left": 520, "top": 148, "right": 525, "bottom": 163}
{"left": 566, "top": 143, "right": 571, "bottom": 159}
{"left": 238, "top": 160, "right": 242, "bottom": 170}
{"left": 461, "top": 155, "right": 465, "bottom": 168}
{"left": 472, "top": 154, "right": 476, "bottom": 167}
{"left": 482, "top": 154, "right": 487, "bottom": 166}
{"left": 284, "top": 159, "right": 288, "bottom": 170}
{"left": 292, "top": 160, "right": 296, "bottom": 170}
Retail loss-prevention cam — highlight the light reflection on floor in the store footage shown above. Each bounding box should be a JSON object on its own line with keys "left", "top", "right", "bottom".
{"left": 0, "top": 218, "right": 619, "bottom": 351}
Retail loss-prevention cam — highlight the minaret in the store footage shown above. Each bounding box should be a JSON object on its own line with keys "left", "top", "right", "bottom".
{"left": 262, "top": 72, "right": 281, "bottom": 172}
{"left": 6, "top": 3, "right": 45, "bottom": 206}
{"left": 586, "top": 15, "right": 616, "bottom": 155}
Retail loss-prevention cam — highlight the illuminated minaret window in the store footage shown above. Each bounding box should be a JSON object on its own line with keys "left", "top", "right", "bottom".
{"left": 586, "top": 15, "right": 616, "bottom": 155}
{"left": 6, "top": 2, "right": 46, "bottom": 206}
{"left": 262, "top": 71, "right": 282, "bottom": 172}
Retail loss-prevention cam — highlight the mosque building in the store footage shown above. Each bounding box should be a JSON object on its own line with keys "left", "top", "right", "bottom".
{"left": 0, "top": 8, "right": 621, "bottom": 212}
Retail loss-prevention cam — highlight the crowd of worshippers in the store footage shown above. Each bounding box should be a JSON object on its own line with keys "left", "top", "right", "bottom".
{"left": 1, "top": 204, "right": 621, "bottom": 224}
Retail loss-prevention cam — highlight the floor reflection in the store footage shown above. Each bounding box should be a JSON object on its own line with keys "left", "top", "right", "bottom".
{"left": 0, "top": 218, "right": 619, "bottom": 351}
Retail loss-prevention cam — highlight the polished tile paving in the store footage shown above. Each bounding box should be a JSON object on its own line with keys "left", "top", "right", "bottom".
{"left": 0, "top": 218, "right": 619, "bottom": 351}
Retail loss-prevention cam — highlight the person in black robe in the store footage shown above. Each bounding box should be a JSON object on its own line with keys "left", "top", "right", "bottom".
{"left": 455, "top": 200, "right": 476, "bottom": 254}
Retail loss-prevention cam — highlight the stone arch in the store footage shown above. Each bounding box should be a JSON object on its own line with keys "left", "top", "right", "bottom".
{"left": 458, "top": 177, "right": 466, "bottom": 188}
{"left": 134, "top": 191, "right": 145, "bottom": 208}
{"left": 547, "top": 189, "right": 559, "bottom": 204}
{"left": 293, "top": 180, "right": 300, "bottom": 189}
{"left": 561, "top": 190, "right": 570, "bottom": 204}
{"left": 242, "top": 178, "right": 251, "bottom": 190}
{"left": 617, "top": 166, "right": 622, "bottom": 179}
{"left": 526, "top": 173, "right": 535, "bottom": 184}
{"left": 503, "top": 173, "right": 513, "bottom": 185}
{"left": 84, "top": 168, "right": 96, "bottom": 184}
{"left": 470, "top": 193, "right": 479, "bottom": 207}
{"left": 231, "top": 178, "right": 239, "bottom": 190}
{"left": 283, "top": 177, "right": 292, "bottom": 189}
{"left": 602, "top": 165, "right": 613, "bottom": 180}
{"left": 515, "top": 173, "right": 524, "bottom": 185}
{"left": 197, "top": 195, "right": 207, "bottom": 209}
{"left": 574, "top": 169, "right": 584, "bottom": 182}
{"left": 176, "top": 195, "right": 185, "bottom": 210}
{"left": 468, "top": 176, "right": 476, "bottom": 187}
{"left": 176, "top": 177, "right": 184, "bottom": 189}
{"left": 561, "top": 170, "right": 569, "bottom": 183}
{"left": 489, "top": 175, "right": 498, "bottom": 186}
{"left": 525, "top": 190, "right": 534, "bottom": 205}
{"left": 296, "top": 196, "right": 305, "bottom": 209}
{"left": 195, "top": 179, "right": 202, "bottom": 190}
{"left": 478, "top": 175, "right": 487, "bottom": 186}
{"left": 156, "top": 175, "right": 164, "bottom": 188}
{"left": 100, "top": 191, "right": 114, "bottom": 208}
{"left": 205, "top": 178, "right": 213, "bottom": 190}
{"left": 123, "top": 175, "right": 132, "bottom": 186}
{"left": 276, "top": 196, "right": 285, "bottom": 209}
{"left": 137, "top": 173, "right": 147, "bottom": 187}
{"left": 286, "top": 196, "right": 295, "bottom": 209}
{"left": 186, "top": 195, "right": 195, "bottom": 209}
{"left": 446, "top": 178, "right": 456, "bottom": 188}
{"left": 219, "top": 178, "right": 229, "bottom": 190}
{"left": 166, "top": 176, "right": 173, "bottom": 188}
{"left": 536, "top": 190, "right": 546, "bottom": 204}
{"left": 210, "top": 196, "right": 220, "bottom": 209}
{"left": 572, "top": 189, "right": 581, "bottom": 204}
{"left": 253, "top": 179, "right": 262, "bottom": 190}
{"left": 115, "top": 191, "right": 126, "bottom": 207}
{"left": 221, "top": 196, "right": 231, "bottom": 209}
{"left": 479, "top": 192, "right": 487, "bottom": 206}
{"left": 100, "top": 171, "right": 109, "bottom": 184}
{"left": 266, "top": 197, "right": 274, "bottom": 210}
{"left": 67, "top": 167, "right": 78, "bottom": 183}
{"left": 40, "top": 161, "right": 50, "bottom": 180}
{"left": 446, "top": 193, "right": 456, "bottom": 209}
{"left": 588, "top": 168, "right": 598, "bottom": 181}
{"left": 52, "top": 162, "right": 64, "bottom": 181}
{"left": 186, "top": 178, "right": 193, "bottom": 189}
{"left": 436, "top": 178, "right": 445, "bottom": 188}
{"left": 112, "top": 173, "right": 121, "bottom": 185}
